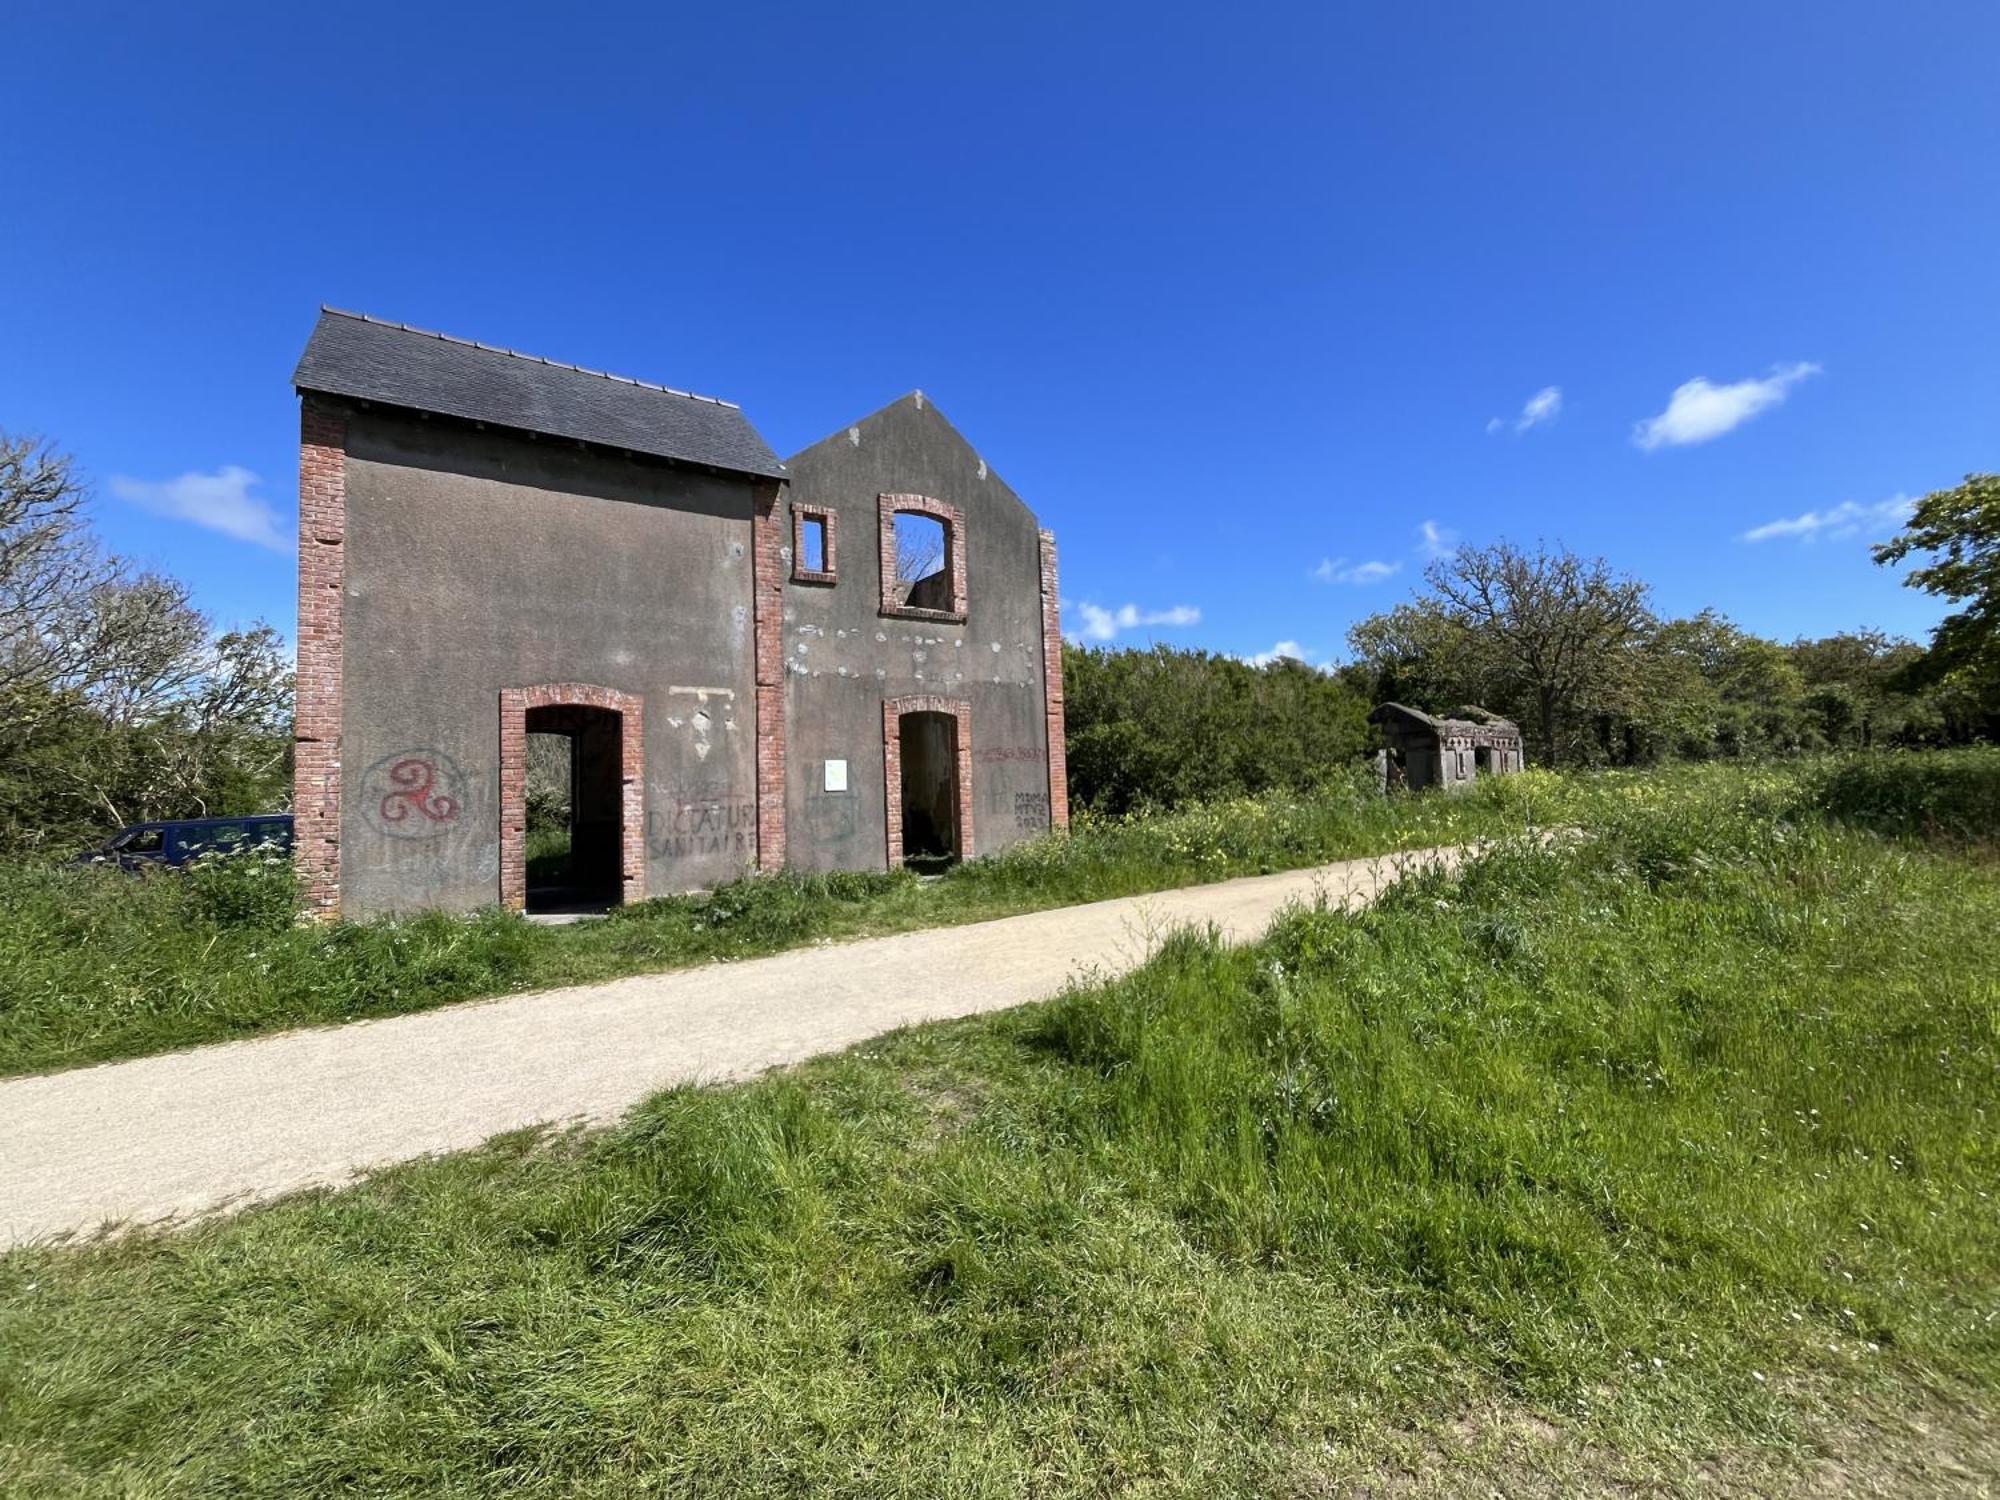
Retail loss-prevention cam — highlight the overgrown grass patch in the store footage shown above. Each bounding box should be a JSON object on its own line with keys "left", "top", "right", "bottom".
{"left": 0, "top": 767, "right": 1549, "bottom": 1077}
{"left": 2, "top": 781, "right": 1995, "bottom": 1494}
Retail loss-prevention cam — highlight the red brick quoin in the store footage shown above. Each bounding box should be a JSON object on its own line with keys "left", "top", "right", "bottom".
{"left": 878, "top": 493, "right": 967, "bottom": 621}
{"left": 498, "top": 684, "right": 645, "bottom": 911}
{"left": 1037, "top": 528, "right": 1069, "bottom": 832}
{"left": 294, "top": 397, "right": 348, "bottom": 918}
{"left": 752, "top": 479, "right": 787, "bottom": 873}
{"left": 881, "top": 695, "right": 974, "bottom": 868}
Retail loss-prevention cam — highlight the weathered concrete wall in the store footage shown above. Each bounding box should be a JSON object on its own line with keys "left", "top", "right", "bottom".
{"left": 779, "top": 394, "right": 1054, "bottom": 872}
{"left": 338, "top": 409, "right": 760, "bottom": 914}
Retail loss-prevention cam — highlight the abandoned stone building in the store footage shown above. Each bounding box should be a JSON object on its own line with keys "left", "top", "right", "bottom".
{"left": 1370, "top": 703, "right": 1525, "bottom": 791}
{"left": 292, "top": 309, "right": 1066, "bottom": 918}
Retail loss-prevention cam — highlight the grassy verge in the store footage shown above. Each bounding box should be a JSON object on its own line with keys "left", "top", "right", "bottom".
{"left": 0, "top": 768, "right": 1545, "bottom": 1078}
{"left": 2, "top": 765, "right": 1996, "bottom": 1493}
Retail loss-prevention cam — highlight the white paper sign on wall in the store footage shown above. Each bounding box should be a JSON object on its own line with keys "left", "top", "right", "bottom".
{"left": 824, "top": 758, "right": 848, "bottom": 793}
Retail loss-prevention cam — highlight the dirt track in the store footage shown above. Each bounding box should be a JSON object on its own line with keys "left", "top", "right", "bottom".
{"left": 0, "top": 845, "right": 1470, "bottom": 1247}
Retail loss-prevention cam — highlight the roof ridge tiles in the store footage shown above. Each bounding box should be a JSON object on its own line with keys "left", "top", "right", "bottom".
{"left": 317, "top": 306, "right": 739, "bottom": 409}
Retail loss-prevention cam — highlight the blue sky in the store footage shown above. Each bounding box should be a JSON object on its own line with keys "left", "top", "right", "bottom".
{"left": 4, "top": 3, "right": 1996, "bottom": 668}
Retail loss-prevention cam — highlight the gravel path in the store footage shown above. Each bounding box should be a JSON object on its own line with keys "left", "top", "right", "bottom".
{"left": 0, "top": 845, "right": 1470, "bottom": 1247}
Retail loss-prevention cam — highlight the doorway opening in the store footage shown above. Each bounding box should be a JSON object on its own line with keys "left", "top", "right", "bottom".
{"left": 897, "top": 710, "right": 961, "bottom": 872}
{"left": 1474, "top": 745, "right": 1495, "bottom": 776}
{"left": 524, "top": 702, "right": 625, "bottom": 913}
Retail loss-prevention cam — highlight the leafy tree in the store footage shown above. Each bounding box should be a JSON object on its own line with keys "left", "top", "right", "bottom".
{"left": 1874, "top": 475, "right": 2000, "bottom": 730}
{"left": 1787, "top": 630, "right": 1933, "bottom": 747}
{"left": 1343, "top": 603, "right": 1490, "bottom": 713}
{"left": 1063, "top": 644, "right": 1369, "bottom": 813}
{"left": 1350, "top": 541, "right": 1652, "bottom": 764}
{"left": 0, "top": 431, "right": 292, "bottom": 852}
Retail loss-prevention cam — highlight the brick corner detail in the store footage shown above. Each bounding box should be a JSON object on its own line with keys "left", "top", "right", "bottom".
{"left": 1037, "top": 528, "right": 1069, "bottom": 831}
{"left": 295, "top": 396, "right": 348, "bottom": 919}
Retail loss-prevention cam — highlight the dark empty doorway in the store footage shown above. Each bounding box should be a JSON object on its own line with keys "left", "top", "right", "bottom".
{"left": 1474, "top": 745, "right": 1495, "bottom": 776}
{"left": 524, "top": 703, "right": 625, "bottom": 912}
{"left": 897, "top": 709, "right": 961, "bottom": 871}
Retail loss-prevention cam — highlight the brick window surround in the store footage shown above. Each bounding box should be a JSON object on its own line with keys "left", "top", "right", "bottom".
{"left": 882, "top": 695, "right": 974, "bottom": 867}
{"left": 499, "top": 683, "right": 645, "bottom": 911}
{"left": 791, "top": 502, "right": 838, "bottom": 585}
{"left": 878, "top": 493, "right": 967, "bottom": 622}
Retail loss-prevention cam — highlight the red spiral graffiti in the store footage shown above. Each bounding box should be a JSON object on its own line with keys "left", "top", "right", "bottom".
{"left": 378, "top": 757, "right": 459, "bottom": 825}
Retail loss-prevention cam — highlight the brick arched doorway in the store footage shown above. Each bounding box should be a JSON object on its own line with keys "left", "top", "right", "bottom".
{"left": 499, "top": 684, "right": 645, "bottom": 912}
{"left": 882, "top": 695, "right": 973, "bottom": 870}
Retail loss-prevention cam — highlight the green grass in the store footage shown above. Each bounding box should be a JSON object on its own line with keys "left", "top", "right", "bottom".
{"left": 0, "top": 766, "right": 1547, "bottom": 1078}
{"left": 1, "top": 759, "right": 1996, "bottom": 1494}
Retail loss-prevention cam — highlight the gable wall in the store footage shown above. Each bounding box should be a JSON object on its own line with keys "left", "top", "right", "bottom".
{"left": 778, "top": 396, "right": 1056, "bottom": 872}
{"left": 333, "top": 407, "right": 763, "bottom": 914}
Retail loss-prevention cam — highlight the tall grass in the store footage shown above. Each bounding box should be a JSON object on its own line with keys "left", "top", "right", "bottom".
{"left": 1, "top": 768, "right": 1995, "bottom": 1493}
{"left": 2, "top": 749, "right": 1990, "bottom": 1080}
{"left": 0, "top": 766, "right": 1543, "bottom": 1078}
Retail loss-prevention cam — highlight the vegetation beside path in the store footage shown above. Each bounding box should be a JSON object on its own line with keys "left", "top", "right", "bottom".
{"left": 0, "top": 765, "right": 1536, "bottom": 1078}
{"left": 2, "top": 753, "right": 1997, "bottom": 1494}
{"left": 4, "top": 750, "right": 1996, "bottom": 1080}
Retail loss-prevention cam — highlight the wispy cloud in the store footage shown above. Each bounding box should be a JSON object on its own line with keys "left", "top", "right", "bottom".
{"left": 1313, "top": 556, "right": 1401, "bottom": 585}
{"left": 110, "top": 465, "right": 289, "bottom": 552}
{"left": 1417, "top": 519, "right": 1459, "bottom": 559}
{"left": 1065, "top": 600, "right": 1201, "bottom": 644}
{"left": 1633, "top": 362, "right": 1820, "bottom": 450}
{"left": 1487, "top": 385, "right": 1562, "bottom": 436}
{"left": 1742, "top": 495, "right": 1912, "bottom": 545}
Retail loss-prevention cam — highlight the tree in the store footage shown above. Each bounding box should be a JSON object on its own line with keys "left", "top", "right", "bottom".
{"left": 893, "top": 513, "right": 945, "bottom": 587}
{"left": 0, "top": 431, "right": 294, "bottom": 851}
{"left": 1787, "top": 630, "right": 1932, "bottom": 747}
{"left": 1343, "top": 602, "right": 1490, "bottom": 712}
{"left": 0, "top": 434, "right": 184, "bottom": 717}
{"left": 1396, "top": 541, "right": 1653, "bottom": 764}
{"left": 1874, "top": 474, "right": 2000, "bottom": 717}
{"left": 1062, "top": 643, "right": 1369, "bottom": 813}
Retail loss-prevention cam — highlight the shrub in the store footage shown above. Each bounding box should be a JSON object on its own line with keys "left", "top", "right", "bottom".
{"left": 1062, "top": 643, "right": 1372, "bottom": 813}
{"left": 1802, "top": 746, "right": 2000, "bottom": 841}
{"left": 183, "top": 841, "right": 300, "bottom": 932}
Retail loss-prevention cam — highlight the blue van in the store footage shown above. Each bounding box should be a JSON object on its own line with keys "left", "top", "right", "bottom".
{"left": 79, "top": 815, "right": 293, "bottom": 871}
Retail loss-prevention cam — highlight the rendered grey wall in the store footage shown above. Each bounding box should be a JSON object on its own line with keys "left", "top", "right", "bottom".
{"left": 338, "top": 410, "right": 759, "bottom": 915}
{"left": 780, "top": 394, "right": 1053, "bottom": 873}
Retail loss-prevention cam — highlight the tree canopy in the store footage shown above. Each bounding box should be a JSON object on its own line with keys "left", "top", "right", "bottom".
{"left": 1874, "top": 473, "right": 2000, "bottom": 730}
{"left": 0, "top": 432, "right": 292, "bottom": 853}
{"left": 1345, "top": 538, "right": 1970, "bottom": 767}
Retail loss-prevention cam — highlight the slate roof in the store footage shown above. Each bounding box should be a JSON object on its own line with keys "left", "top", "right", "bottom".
{"left": 292, "top": 309, "right": 787, "bottom": 479}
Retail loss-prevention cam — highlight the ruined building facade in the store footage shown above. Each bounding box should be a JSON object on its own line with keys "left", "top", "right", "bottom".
{"left": 293, "top": 309, "right": 1066, "bottom": 918}
{"left": 1369, "top": 703, "right": 1525, "bottom": 791}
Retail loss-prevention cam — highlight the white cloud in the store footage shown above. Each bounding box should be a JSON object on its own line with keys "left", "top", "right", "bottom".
{"left": 1418, "top": 519, "right": 1459, "bottom": 559}
{"left": 1313, "top": 556, "right": 1401, "bottom": 585}
{"left": 1742, "top": 495, "right": 1913, "bottom": 545}
{"left": 1241, "top": 639, "right": 1308, "bottom": 668}
{"left": 110, "top": 465, "right": 289, "bottom": 551}
{"left": 1065, "top": 600, "right": 1201, "bottom": 643}
{"left": 1488, "top": 385, "right": 1562, "bottom": 436}
{"left": 1633, "top": 362, "right": 1820, "bottom": 450}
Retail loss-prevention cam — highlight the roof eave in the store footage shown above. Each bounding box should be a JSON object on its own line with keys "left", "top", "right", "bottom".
{"left": 293, "top": 383, "right": 790, "bottom": 483}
